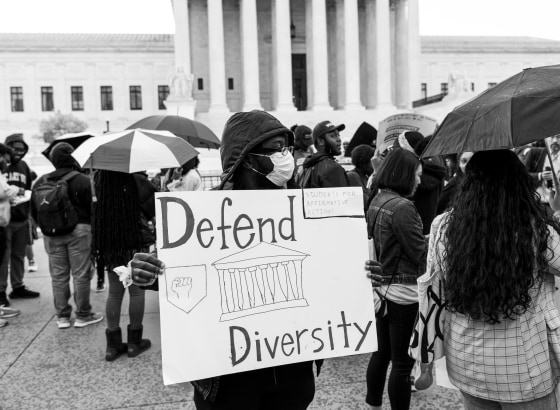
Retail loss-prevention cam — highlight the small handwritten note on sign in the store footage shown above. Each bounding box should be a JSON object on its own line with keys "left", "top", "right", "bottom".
{"left": 156, "top": 187, "right": 376, "bottom": 385}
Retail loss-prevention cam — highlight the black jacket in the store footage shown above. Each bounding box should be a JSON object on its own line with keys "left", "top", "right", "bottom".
{"left": 4, "top": 132, "right": 33, "bottom": 222}
{"left": 300, "top": 152, "right": 348, "bottom": 188}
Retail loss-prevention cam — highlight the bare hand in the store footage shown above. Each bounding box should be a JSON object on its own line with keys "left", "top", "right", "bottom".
{"left": 542, "top": 170, "right": 553, "bottom": 181}
{"left": 130, "top": 252, "right": 165, "bottom": 285}
{"left": 365, "top": 260, "right": 383, "bottom": 287}
{"left": 371, "top": 149, "right": 384, "bottom": 175}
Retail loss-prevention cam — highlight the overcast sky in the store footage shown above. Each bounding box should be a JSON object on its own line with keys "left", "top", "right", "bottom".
{"left": 0, "top": 0, "right": 559, "bottom": 41}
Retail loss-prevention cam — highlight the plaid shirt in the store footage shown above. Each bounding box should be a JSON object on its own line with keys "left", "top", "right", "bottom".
{"left": 428, "top": 214, "right": 560, "bottom": 402}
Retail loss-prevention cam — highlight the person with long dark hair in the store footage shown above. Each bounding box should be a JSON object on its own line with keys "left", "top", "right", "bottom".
{"left": 365, "top": 148, "right": 426, "bottom": 410}
{"left": 93, "top": 170, "right": 155, "bottom": 361}
{"left": 417, "top": 150, "right": 560, "bottom": 408}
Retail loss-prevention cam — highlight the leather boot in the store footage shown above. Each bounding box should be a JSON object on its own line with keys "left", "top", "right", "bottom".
{"left": 105, "top": 327, "right": 127, "bottom": 361}
{"left": 127, "top": 324, "right": 151, "bottom": 357}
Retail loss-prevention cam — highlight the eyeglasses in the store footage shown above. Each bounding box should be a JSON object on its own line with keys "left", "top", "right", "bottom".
{"left": 250, "top": 146, "right": 293, "bottom": 157}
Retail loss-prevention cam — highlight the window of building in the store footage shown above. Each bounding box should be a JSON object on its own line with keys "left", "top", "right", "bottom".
{"left": 440, "top": 83, "right": 448, "bottom": 96}
{"left": 129, "top": 85, "right": 142, "bottom": 110}
{"left": 421, "top": 83, "right": 427, "bottom": 100}
{"left": 228, "top": 78, "right": 234, "bottom": 90}
{"left": 10, "top": 87, "right": 24, "bottom": 112}
{"left": 41, "top": 86, "right": 54, "bottom": 112}
{"left": 71, "top": 86, "right": 84, "bottom": 111}
{"left": 198, "top": 78, "right": 204, "bottom": 90}
{"left": 100, "top": 86, "right": 113, "bottom": 111}
{"left": 488, "top": 82, "right": 497, "bottom": 88}
{"left": 158, "top": 85, "right": 169, "bottom": 110}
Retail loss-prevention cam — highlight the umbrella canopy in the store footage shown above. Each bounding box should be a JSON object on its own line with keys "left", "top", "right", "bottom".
{"left": 42, "top": 132, "right": 98, "bottom": 160}
{"left": 344, "top": 122, "right": 377, "bottom": 157}
{"left": 422, "top": 64, "right": 560, "bottom": 158}
{"left": 126, "top": 115, "right": 221, "bottom": 149}
{"left": 71, "top": 129, "right": 199, "bottom": 173}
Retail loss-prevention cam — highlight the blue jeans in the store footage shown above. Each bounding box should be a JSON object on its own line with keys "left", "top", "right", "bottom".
{"left": 0, "top": 219, "right": 28, "bottom": 292}
{"left": 43, "top": 224, "right": 93, "bottom": 319}
{"left": 462, "top": 390, "right": 557, "bottom": 409}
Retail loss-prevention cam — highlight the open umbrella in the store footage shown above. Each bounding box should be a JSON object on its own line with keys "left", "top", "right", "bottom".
{"left": 344, "top": 122, "right": 377, "bottom": 157}
{"left": 71, "top": 129, "right": 199, "bottom": 173}
{"left": 41, "top": 132, "right": 98, "bottom": 160}
{"left": 422, "top": 64, "right": 560, "bottom": 158}
{"left": 126, "top": 115, "right": 221, "bottom": 149}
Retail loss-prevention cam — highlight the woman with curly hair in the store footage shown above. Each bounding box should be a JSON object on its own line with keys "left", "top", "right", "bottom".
{"left": 417, "top": 149, "right": 560, "bottom": 408}
{"left": 365, "top": 148, "right": 426, "bottom": 410}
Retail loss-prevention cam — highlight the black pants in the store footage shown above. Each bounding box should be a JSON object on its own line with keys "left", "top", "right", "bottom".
{"left": 193, "top": 362, "right": 315, "bottom": 410}
{"left": 366, "top": 300, "right": 418, "bottom": 409}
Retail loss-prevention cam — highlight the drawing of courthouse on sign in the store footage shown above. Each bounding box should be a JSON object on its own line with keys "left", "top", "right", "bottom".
{"left": 212, "top": 242, "right": 309, "bottom": 322}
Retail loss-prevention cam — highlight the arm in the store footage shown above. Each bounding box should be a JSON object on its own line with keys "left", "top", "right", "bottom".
{"left": 392, "top": 201, "right": 427, "bottom": 274}
{"left": 320, "top": 162, "right": 349, "bottom": 188}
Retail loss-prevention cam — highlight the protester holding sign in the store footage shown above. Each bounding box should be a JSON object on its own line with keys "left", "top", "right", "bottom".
{"left": 411, "top": 150, "right": 560, "bottom": 408}
{"left": 365, "top": 148, "right": 426, "bottom": 410}
{"left": 130, "top": 110, "right": 384, "bottom": 409}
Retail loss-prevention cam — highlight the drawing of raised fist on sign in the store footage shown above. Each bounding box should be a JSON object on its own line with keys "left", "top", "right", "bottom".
{"left": 165, "top": 265, "right": 208, "bottom": 314}
{"left": 172, "top": 277, "right": 193, "bottom": 299}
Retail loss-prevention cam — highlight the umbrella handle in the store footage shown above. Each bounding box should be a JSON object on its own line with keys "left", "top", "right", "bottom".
{"left": 89, "top": 155, "right": 97, "bottom": 203}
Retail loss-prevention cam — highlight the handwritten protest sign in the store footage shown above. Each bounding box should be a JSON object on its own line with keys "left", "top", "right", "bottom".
{"left": 155, "top": 187, "right": 376, "bottom": 385}
{"left": 376, "top": 113, "right": 438, "bottom": 153}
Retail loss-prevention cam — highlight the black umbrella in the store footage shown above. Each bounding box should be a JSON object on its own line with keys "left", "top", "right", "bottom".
{"left": 344, "top": 122, "right": 377, "bottom": 157}
{"left": 126, "top": 115, "right": 221, "bottom": 149}
{"left": 41, "top": 132, "right": 98, "bottom": 160}
{"left": 422, "top": 64, "right": 560, "bottom": 158}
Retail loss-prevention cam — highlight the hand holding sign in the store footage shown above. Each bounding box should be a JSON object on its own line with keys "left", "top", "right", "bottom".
{"left": 130, "top": 252, "right": 165, "bottom": 286}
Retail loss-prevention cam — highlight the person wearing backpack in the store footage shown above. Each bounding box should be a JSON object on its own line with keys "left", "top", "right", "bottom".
{"left": 297, "top": 121, "right": 349, "bottom": 188}
{"left": 30, "top": 142, "right": 103, "bottom": 329}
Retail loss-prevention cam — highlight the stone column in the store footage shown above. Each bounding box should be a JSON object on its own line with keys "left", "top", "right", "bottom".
{"left": 172, "top": 0, "right": 192, "bottom": 74}
{"left": 306, "top": 0, "right": 333, "bottom": 111}
{"left": 395, "top": 0, "right": 409, "bottom": 108}
{"left": 240, "top": 0, "right": 263, "bottom": 111}
{"left": 407, "top": 0, "right": 421, "bottom": 102}
{"left": 272, "top": 0, "right": 296, "bottom": 111}
{"left": 207, "top": 0, "right": 230, "bottom": 113}
{"left": 375, "top": 0, "right": 394, "bottom": 109}
{"left": 343, "top": 0, "right": 364, "bottom": 110}
{"left": 364, "top": 0, "right": 377, "bottom": 108}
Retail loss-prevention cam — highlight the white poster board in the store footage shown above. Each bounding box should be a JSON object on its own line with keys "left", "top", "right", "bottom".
{"left": 155, "top": 188, "right": 376, "bottom": 385}
{"left": 376, "top": 113, "right": 438, "bottom": 153}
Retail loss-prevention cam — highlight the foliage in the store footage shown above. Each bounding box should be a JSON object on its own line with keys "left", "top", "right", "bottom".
{"left": 39, "top": 111, "right": 88, "bottom": 143}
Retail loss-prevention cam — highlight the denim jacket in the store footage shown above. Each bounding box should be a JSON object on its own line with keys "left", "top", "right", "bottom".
{"left": 366, "top": 189, "right": 426, "bottom": 284}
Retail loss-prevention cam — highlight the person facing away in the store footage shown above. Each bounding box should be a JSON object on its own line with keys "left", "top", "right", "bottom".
{"left": 92, "top": 169, "right": 155, "bottom": 362}
{"left": 167, "top": 156, "right": 203, "bottom": 192}
{"left": 365, "top": 148, "right": 426, "bottom": 410}
{"left": 127, "top": 110, "right": 384, "bottom": 409}
{"left": 346, "top": 144, "right": 375, "bottom": 210}
{"left": 415, "top": 150, "right": 560, "bottom": 409}
{"left": 0, "top": 133, "right": 39, "bottom": 308}
{"left": 291, "top": 124, "right": 314, "bottom": 179}
{"left": 298, "top": 120, "right": 349, "bottom": 188}
{"left": 30, "top": 142, "right": 102, "bottom": 329}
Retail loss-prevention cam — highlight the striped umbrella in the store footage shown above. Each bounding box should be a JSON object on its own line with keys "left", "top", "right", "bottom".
{"left": 71, "top": 129, "right": 199, "bottom": 173}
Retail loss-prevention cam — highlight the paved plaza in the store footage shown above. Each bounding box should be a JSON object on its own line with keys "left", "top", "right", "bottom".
{"left": 1, "top": 237, "right": 462, "bottom": 409}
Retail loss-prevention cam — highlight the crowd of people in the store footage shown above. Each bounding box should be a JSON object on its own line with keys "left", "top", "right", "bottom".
{"left": 3, "top": 109, "right": 560, "bottom": 409}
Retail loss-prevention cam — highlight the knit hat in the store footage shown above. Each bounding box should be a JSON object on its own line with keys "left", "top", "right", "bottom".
{"left": 396, "top": 131, "right": 424, "bottom": 155}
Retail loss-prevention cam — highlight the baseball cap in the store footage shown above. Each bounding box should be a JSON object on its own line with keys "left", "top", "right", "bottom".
{"left": 312, "top": 121, "right": 346, "bottom": 141}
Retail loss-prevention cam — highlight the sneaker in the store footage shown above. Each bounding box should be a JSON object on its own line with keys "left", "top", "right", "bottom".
{"left": 74, "top": 313, "right": 103, "bottom": 328}
{"left": 0, "top": 318, "right": 7, "bottom": 328}
{"left": 9, "top": 286, "right": 40, "bottom": 299}
{"left": 0, "top": 291, "right": 9, "bottom": 307}
{"left": 0, "top": 306, "right": 20, "bottom": 318}
{"left": 96, "top": 282, "right": 106, "bottom": 292}
{"left": 28, "top": 261, "right": 38, "bottom": 272}
{"left": 57, "top": 317, "right": 71, "bottom": 329}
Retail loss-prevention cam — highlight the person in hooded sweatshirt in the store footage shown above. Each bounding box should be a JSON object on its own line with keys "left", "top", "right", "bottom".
{"left": 291, "top": 124, "right": 314, "bottom": 179}
{"left": 298, "top": 121, "right": 349, "bottom": 188}
{"left": 395, "top": 132, "right": 446, "bottom": 236}
{"left": 0, "top": 133, "right": 39, "bottom": 307}
{"left": 31, "top": 142, "right": 102, "bottom": 329}
{"left": 126, "top": 110, "right": 384, "bottom": 409}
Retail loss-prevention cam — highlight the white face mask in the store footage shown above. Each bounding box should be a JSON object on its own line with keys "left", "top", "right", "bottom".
{"left": 266, "top": 151, "right": 295, "bottom": 186}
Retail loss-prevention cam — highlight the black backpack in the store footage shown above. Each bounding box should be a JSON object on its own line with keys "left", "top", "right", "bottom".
{"left": 32, "top": 171, "right": 80, "bottom": 236}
